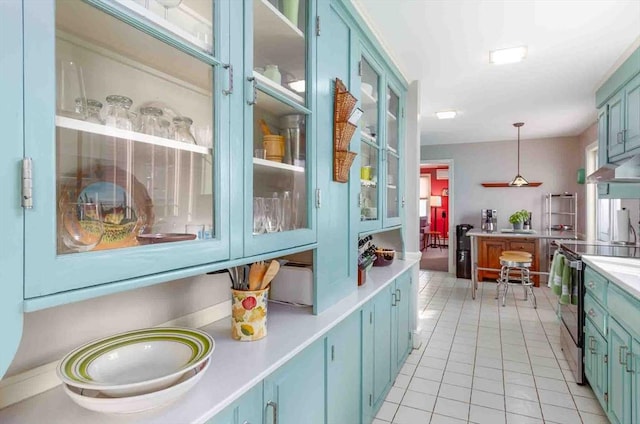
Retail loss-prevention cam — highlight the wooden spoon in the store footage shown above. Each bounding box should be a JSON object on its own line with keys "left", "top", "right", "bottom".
{"left": 248, "top": 261, "right": 266, "bottom": 291}
{"left": 259, "top": 260, "right": 280, "bottom": 290}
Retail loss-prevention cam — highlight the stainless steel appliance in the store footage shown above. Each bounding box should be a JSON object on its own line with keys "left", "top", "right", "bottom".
{"left": 556, "top": 241, "right": 640, "bottom": 384}
{"left": 481, "top": 209, "right": 497, "bottom": 232}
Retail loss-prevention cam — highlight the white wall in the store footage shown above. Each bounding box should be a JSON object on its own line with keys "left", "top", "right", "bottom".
{"left": 421, "top": 136, "right": 582, "bottom": 236}
{"left": 6, "top": 273, "right": 231, "bottom": 376}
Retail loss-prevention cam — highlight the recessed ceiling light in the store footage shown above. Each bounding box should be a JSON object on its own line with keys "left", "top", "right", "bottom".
{"left": 490, "top": 46, "right": 527, "bottom": 65}
{"left": 436, "top": 111, "right": 457, "bottom": 119}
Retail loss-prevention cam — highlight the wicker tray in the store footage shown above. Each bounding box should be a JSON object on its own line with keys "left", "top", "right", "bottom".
{"left": 334, "top": 122, "right": 357, "bottom": 151}
{"left": 334, "top": 150, "right": 357, "bottom": 183}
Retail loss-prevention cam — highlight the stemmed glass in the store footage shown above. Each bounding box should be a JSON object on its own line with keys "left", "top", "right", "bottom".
{"left": 264, "top": 197, "right": 282, "bottom": 233}
{"left": 155, "top": 0, "right": 182, "bottom": 20}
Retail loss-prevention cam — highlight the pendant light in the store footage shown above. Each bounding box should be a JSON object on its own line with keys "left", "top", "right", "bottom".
{"left": 509, "top": 122, "right": 530, "bottom": 187}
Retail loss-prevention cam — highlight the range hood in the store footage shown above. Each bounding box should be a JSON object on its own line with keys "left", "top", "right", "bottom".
{"left": 587, "top": 154, "right": 640, "bottom": 183}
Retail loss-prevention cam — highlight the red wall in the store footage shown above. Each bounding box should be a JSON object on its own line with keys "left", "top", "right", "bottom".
{"left": 421, "top": 166, "right": 449, "bottom": 237}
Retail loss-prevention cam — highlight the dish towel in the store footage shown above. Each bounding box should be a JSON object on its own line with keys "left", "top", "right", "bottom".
{"left": 552, "top": 253, "right": 565, "bottom": 296}
{"left": 559, "top": 257, "right": 572, "bottom": 305}
{"left": 548, "top": 251, "right": 559, "bottom": 288}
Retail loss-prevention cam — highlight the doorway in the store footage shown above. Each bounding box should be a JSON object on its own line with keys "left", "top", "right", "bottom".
{"left": 420, "top": 161, "right": 454, "bottom": 273}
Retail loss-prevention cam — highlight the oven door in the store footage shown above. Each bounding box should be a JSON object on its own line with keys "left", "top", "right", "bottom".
{"left": 558, "top": 250, "right": 584, "bottom": 384}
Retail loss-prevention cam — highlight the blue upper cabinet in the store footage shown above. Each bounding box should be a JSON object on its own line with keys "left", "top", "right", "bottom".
{"left": 0, "top": 0, "right": 25, "bottom": 378}
{"left": 241, "top": 0, "right": 317, "bottom": 257}
{"left": 356, "top": 42, "right": 406, "bottom": 233}
{"left": 23, "top": 0, "right": 231, "bottom": 300}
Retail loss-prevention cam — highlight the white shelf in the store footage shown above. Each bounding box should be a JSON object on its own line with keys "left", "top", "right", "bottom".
{"left": 113, "top": 0, "right": 213, "bottom": 53}
{"left": 361, "top": 179, "right": 377, "bottom": 188}
{"left": 253, "top": 157, "right": 304, "bottom": 173}
{"left": 254, "top": 0, "right": 306, "bottom": 81}
{"left": 361, "top": 132, "right": 377, "bottom": 144}
{"left": 361, "top": 90, "right": 377, "bottom": 107}
{"left": 387, "top": 146, "right": 398, "bottom": 155}
{"left": 387, "top": 111, "right": 397, "bottom": 121}
{"left": 387, "top": 185, "right": 397, "bottom": 190}
{"left": 56, "top": 116, "right": 211, "bottom": 155}
{"left": 254, "top": 72, "right": 305, "bottom": 108}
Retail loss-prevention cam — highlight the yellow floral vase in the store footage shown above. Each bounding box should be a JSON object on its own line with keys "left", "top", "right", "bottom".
{"left": 231, "top": 288, "right": 269, "bottom": 341}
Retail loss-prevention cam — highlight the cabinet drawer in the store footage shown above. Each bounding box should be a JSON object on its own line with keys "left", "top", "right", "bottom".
{"left": 584, "top": 267, "right": 608, "bottom": 305}
{"left": 607, "top": 284, "right": 640, "bottom": 339}
{"left": 509, "top": 241, "right": 535, "bottom": 253}
{"left": 584, "top": 293, "right": 607, "bottom": 336}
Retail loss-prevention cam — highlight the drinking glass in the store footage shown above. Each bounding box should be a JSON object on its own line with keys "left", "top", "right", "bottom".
{"left": 139, "top": 106, "right": 164, "bottom": 136}
{"left": 173, "top": 117, "right": 196, "bottom": 144}
{"left": 105, "top": 95, "right": 134, "bottom": 130}
{"left": 264, "top": 197, "right": 281, "bottom": 233}
{"left": 60, "top": 202, "right": 104, "bottom": 253}
{"left": 282, "top": 191, "right": 292, "bottom": 231}
{"left": 253, "top": 197, "right": 266, "bottom": 235}
{"left": 57, "top": 60, "right": 87, "bottom": 119}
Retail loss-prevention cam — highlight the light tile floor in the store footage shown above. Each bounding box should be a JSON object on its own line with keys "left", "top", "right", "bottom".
{"left": 375, "top": 271, "right": 609, "bottom": 424}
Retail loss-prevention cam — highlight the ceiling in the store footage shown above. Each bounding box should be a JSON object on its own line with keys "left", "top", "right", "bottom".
{"left": 352, "top": 0, "right": 640, "bottom": 145}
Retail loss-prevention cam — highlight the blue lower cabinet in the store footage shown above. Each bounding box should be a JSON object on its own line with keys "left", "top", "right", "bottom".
{"left": 584, "top": 318, "right": 608, "bottom": 413}
{"left": 263, "top": 339, "right": 325, "bottom": 424}
{"left": 208, "top": 384, "right": 262, "bottom": 424}
{"left": 392, "top": 272, "right": 412, "bottom": 375}
{"left": 633, "top": 338, "right": 640, "bottom": 424}
{"left": 371, "top": 286, "right": 393, "bottom": 413}
{"left": 608, "top": 318, "right": 632, "bottom": 424}
{"left": 326, "top": 311, "right": 362, "bottom": 424}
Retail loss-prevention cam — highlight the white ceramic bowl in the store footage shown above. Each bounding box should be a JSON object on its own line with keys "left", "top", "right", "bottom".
{"left": 57, "top": 327, "right": 214, "bottom": 397}
{"left": 63, "top": 359, "right": 210, "bottom": 414}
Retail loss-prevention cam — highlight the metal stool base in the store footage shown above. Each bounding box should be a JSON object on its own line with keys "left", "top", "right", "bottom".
{"left": 496, "top": 260, "right": 536, "bottom": 309}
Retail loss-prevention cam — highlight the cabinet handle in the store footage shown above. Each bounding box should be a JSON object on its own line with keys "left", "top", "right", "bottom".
{"left": 242, "top": 421, "right": 249, "bottom": 424}
{"left": 588, "top": 336, "right": 596, "bottom": 354}
{"left": 587, "top": 281, "right": 595, "bottom": 289}
{"left": 391, "top": 292, "right": 397, "bottom": 307}
{"left": 247, "top": 77, "right": 257, "bottom": 105}
{"left": 626, "top": 352, "right": 633, "bottom": 373}
{"left": 396, "top": 289, "right": 401, "bottom": 302}
{"left": 266, "top": 401, "right": 277, "bottom": 424}
{"left": 619, "top": 346, "right": 628, "bottom": 365}
{"left": 223, "top": 64, "right": 233, "bottom": 95}
{"left": 587, "top": 309, "right": 596, "bottom": 318}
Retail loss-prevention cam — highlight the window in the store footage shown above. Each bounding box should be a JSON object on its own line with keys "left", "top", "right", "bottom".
{"left": 419, "top": 175, "right": 430, "bottom": 217}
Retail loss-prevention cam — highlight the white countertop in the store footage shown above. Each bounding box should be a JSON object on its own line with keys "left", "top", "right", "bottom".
{"left": 467, "top": 229, "right": 580, "bottom": 240}
{"left": 582, "top": 256, "right": 640, "bottom": 301}
{"left": 0, "top": 259, "right": 418, "bottom": 424}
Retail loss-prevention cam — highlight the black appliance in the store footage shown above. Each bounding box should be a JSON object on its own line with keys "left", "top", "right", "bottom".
{"left": 556, "top": 241, "right": 640, "bottom": 385}
{"left": 456, "top": 224, "right": 473, "bottom": 278}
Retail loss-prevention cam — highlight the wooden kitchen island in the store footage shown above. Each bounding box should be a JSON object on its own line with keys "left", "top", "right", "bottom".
{"left": 466, "top": 229, "right": 579, "bottom": 299}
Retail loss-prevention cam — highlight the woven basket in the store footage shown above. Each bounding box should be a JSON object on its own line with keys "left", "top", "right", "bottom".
{"left": 334, "top": 150, "right": 357, "bottom": 183}
{"left": 335, "top": 91, "right": 357, "bottom": 123}
{"left": 334, "top": 122, "right": 357, "bottom": 151}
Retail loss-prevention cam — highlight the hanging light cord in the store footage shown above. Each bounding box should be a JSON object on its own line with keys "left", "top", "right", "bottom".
{"left": 517, "top": 125, "right": 521, "bottom": 174}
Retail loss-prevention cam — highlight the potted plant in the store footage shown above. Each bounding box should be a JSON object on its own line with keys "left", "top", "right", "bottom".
{"left": 509, "top": 210, "right": 529, "bottom": 230}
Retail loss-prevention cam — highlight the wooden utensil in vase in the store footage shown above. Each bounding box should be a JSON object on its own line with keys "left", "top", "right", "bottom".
{"left": 259, "top": 260, "right": 280, "bottom": 290}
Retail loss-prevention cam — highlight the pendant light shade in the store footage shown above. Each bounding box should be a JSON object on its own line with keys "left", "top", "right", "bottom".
{"left": 509, "top": 122, "right": 530, "bottom": 187}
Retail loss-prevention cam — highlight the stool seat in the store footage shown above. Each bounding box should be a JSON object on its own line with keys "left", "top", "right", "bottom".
{"left": 496, "top": 250, "right": 536, "bottom": 308}
{"left": 502, "top": 250, "right": 532, "bottom": 258}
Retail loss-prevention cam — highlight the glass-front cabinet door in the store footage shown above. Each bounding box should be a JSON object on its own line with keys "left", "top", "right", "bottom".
{"left": 24, "top": 0, "right": 230, "bottom": 298}
{"left": 243, "top": 0, "right": 315, "bottom": 256}
{"left": 384, "top": 84, "right": 402, "bottom": 227}
{"left": 359, "top": 55, "right": 383, "bottom": 231}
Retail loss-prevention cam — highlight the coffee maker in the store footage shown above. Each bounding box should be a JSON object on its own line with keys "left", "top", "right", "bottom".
{"left": 481, "top": 209, "right": 497, "bottom": 233}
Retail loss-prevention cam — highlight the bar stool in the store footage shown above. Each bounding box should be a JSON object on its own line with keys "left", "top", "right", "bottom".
{"left": 496, "top": 251, "right": 536, "bottom": 309}
{"left": 425, "top": 231, "right": 441, "bottom": 249}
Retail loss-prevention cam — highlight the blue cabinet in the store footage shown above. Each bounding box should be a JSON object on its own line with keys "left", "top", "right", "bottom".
{"left": 21, "top": 0, "right": 231, "bottom": 301}
{"left": 326, "top": 310, "right": 362, "bottom": 424}
{"left": 208, "top": 384, "right": 262, "bottom": 424}
{"left": 608, "top": 317, "right": 632, "bottom": 424}
{"left": 584, "top": 317, "right": 608, "bottom": 413}
{"left": 371, "top": 286, "right": 393, "bottom": 412}
{"left": 596, "top": 47, "right": 640, "bottom": 166}
{"left": 392, "top": 271, "right": 412, "bottom": 374}
{"left": 633, "top": 338, "right": 640, "bottom": 424}
{"left": 0, "top": 0, "right": 25, "bottom": 379}
{"left": 263, "top": 339, "right": 325, "bottom": 424}
{"left": 240, "top": 0, "right": 318, "bottom": 258}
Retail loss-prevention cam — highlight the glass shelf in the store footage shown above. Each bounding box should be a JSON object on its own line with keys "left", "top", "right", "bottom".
{"left": 361, "top": 132, "right": 377, "bottom": 144}
{"left": 254, "top": 157, "right": 304, "bottom": 173}
{"left": 56, "top": 116, "right": 211, "bottom": 155}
